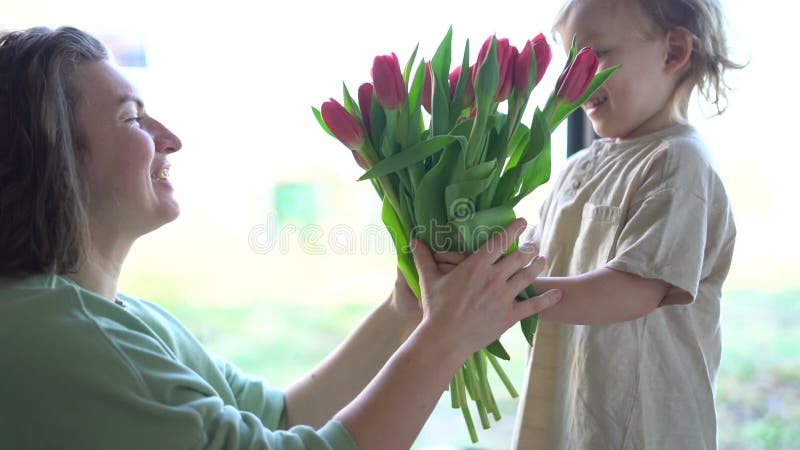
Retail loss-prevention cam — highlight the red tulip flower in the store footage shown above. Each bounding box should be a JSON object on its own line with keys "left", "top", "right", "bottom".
{"left": 371, "top": 52, "right": 407, "bottom": 109}
{"left": 514, "top": 33, "right": 551, "bottom": 93}
{"left": 474, "top": 36, "right": 517, "bottom": 102}
{"left": 555, "top": 46, "right": 599, "bottom": 103}
{"left": 321, "top": 98, "right": 365, "bottom": 152}
{"left": 358, "top": 82, "right": 374, "bottom": 133}
{"left": 449, "top": 65, "right": 474, "bottom": 107}
{"left": 422, "top": 62, "right": 433, "bottom": 113}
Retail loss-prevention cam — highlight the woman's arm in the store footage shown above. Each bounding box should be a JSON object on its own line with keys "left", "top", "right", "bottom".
{"left": 286, "top": 219, "right": 562, "bottom": 449}
{"left": 334, "top": 219, "right": 562, "bottom": 450}
{"left": 283, "top": 284, "right": 419, "bottom": 428}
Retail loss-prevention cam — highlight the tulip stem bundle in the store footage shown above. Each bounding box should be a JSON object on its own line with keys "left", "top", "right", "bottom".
{"left": 316, "top": 28, "right": 618, "bottom": 443}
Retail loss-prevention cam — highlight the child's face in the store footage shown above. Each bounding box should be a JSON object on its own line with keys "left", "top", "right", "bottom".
{"left": 558, "top": 0, "right": 679, "bottom": 140}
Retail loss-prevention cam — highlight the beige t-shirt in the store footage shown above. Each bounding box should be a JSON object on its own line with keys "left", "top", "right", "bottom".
{"left": 512, "top": 125, "right": 735, "bottom": 450}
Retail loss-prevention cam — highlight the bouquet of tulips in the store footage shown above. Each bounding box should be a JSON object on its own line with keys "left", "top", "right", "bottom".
{"left": 314, "top": 28, "right": 617, "bottom": 442}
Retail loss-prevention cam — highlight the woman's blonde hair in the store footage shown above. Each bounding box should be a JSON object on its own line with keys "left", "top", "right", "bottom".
{"left": 554, "top": 0, "right": 745, "bottom": 116}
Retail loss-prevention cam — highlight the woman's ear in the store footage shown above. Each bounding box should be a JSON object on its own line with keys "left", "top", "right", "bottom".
{"left": 664, "top": 26, "right": 693, "bottom": 75}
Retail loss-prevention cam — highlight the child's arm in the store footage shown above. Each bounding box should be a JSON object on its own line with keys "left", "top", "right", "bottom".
{"left": 535, "top": 268, "right": 671, "bottom": 325}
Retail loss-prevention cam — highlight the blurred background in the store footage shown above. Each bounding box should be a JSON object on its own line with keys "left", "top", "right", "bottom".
{"left": 3, "top": 0, "right": 798, "bottom": 448}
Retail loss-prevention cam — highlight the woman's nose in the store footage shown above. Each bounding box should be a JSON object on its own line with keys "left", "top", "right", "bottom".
{"left": 152, "top": 118, "right": 182, "bottom": 154}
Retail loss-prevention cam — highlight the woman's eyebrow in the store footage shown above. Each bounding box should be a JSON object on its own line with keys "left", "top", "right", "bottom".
{"left": 116, "top": 94, "right": 144, "bottom": 110}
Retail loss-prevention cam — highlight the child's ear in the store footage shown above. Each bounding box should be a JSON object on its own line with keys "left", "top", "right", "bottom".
{"left": 664, "top": 26, "right": 693, "bottom": 75}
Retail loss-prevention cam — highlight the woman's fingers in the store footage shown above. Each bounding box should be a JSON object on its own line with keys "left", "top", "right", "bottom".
{"left": 436, "top": 263, "right": 458, "bottom": 274}
{"left": 471, "top": 218, "right": 527, "bottom": 265}
{"left": 505, "top": 256, "right": 547, "bottom": 298}
{"left": 410, "top": 240, "right": 439, "bottom": 281}
{"left": 432, "top": 251, "right": 467, "bottom": 265}
{"left": 494, "top": 241, "right": 539, "bottom": 280}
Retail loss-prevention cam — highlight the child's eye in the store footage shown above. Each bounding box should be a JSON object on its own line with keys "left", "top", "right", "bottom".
{"left": 595, "top": 49, "right": 610, "bottom": 58}
{"left": 125, "top": 116, "right": 142, "bottom": 126}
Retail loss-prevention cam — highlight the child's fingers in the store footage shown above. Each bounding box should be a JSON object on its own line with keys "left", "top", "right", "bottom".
{"left": 513, "top": 288, "right": 562, "bottom": 321}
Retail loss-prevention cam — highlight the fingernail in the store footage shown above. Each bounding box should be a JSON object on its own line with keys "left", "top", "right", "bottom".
{"left": 520, "top": 242, "right": 538, "bottom": 254}
{"left": 552, "top": 289, "right": 562, "bottom": 301}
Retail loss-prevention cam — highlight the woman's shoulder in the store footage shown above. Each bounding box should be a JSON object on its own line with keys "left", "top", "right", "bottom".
{"left": 0, "top": 275, "right": 151, "bottom": 378}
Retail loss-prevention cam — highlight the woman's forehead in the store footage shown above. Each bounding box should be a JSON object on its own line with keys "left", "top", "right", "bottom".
{"left": 74, "top": 60, "right": 140, "bottom": 108}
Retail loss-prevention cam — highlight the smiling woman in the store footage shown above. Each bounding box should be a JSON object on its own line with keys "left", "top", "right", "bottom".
{"left": 0, "top": 26, "right": 562, "bottom": 450}
{"left": 73, "top": 61, "right": 182, "bottom": 243}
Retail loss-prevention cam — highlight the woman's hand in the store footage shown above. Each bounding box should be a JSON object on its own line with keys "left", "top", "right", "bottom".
{"left": 388, "top": 269, "right": 422, "bottom": 327}
{"left": 410, "top": 218, "right": 561, "bottom": 357}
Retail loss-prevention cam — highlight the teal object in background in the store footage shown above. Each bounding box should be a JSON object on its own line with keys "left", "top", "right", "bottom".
{"left": 273, "top": 182, "right": 321, "bottom": 228}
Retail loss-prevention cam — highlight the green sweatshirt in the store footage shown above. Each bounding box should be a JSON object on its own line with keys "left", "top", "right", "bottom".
{"left": 0, "top": 274, "right": 359, "bottom": 450}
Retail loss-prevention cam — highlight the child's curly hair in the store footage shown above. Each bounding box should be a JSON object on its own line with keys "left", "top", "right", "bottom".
{"left": 555, "top": 0, "right": 745, "bottom": 116}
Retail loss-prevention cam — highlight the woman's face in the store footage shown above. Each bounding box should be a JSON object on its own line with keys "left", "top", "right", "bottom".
{"left": 74, "top": 60, "right": 182, "bottom": 241}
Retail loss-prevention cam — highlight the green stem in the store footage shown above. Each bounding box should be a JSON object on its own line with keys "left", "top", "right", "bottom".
{"left": 478, "top": 350, "right": 500, "bottom": 420}
{"left": 450, "top": 378, "right": 459, "bottom": 409}
{"left": 487, "top": 352, "right": 518, "bottom": 398}
{"left": 456, "top": 368, "right": 478, "bottom": 443}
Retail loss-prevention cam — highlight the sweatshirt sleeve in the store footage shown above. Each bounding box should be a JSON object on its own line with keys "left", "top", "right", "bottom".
{"left": 0, "top": 287, "right": 360, "bottom": 450}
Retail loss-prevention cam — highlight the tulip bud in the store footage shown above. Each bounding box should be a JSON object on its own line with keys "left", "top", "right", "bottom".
{"left": 358, "top": 82, "right": 374, "bottom": 134}
{"left": 532, "top": 34, "right": 552, "bottom": 85}
{"left": 321, "top": 98, "right": 365, "bottom": 152}
{"left": 449, "top": 66, "right": 474, "bottom": 108}
{"left": 371, "top": 53, "right": 407, "bottom": 109}
{"left": 422, "top": 62, "right": 433, "bottom": 113}
{"left": 474, "top": 36, "right": 517, "bottom": 102}
{"left": 555, "top": 46, "right": 598, "bottom": 103}
{"left": 514, "top": 34, "right": 552, "bottom": 94}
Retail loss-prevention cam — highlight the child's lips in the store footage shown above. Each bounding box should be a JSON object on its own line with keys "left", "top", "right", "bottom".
{"left": 583, "top": 96, "right": 608, "bottom": 114}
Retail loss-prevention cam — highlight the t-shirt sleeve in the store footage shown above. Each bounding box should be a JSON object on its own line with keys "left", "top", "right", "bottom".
{"left": 605, "top": 140, "right": 731, "bottom": 306}
{"left": 606, "top": 187, "right": 708, "bottom": 305}
{"left": 1, "top": 292, "right": 360, "bottom": 450}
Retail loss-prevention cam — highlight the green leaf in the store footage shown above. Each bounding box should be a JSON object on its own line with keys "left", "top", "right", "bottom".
{"left": 453, "top": 205, "right": 516, "bottom": 252}
{"left": 402, "top": 43, "right": 420, "bottom": 83}
{"left": 359, "top": 135, "right": 463, "bottom": 181}
{"left": 430, "top": 26, "right": 452, "bottom": 84}
{"left": 508, "top": 110, "right": 551, "bottom": 206}
{"left": 445, "top": 178, "right": 493, "bottom": 218}
{"left": 450, "top": 39, "right": 471, "bottom": 119}
{"left": 520, "top": 314, "right": 539, "bottom": 346}
{"left": 431, "top": 74, "right": 451, "bottom": 138}
{"left": 486, "top": 339, "right": 510, "bottom": 361}
{"left": 473, "top": 37, "right": 499, "bottom": 112}
{"left": 368, "top": 94, "right": 386, "bottom": 146}
{"left": 312, "top": 106, "right": 335, "bottom": 138}
{"left": 504, "top": 124, "right": 531, "bottom": 171}
{"left": 381, "top": 197, "right": 420, "bottom": 299}
{"left": 342, "top": 83, "right": 360, "bottom": 118}
{"left": 414, "top": 146, "right": 460, "bottom": 251}
{"left": 407, "top": 58, "right": 427, "bottom": 117}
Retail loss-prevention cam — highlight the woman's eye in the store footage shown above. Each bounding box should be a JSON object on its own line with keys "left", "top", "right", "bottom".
{"left": 125, "top": 116, "right": 142, "bottom": 126}
{"left": 595, "top": 49, "right": 609, "bottom": 58}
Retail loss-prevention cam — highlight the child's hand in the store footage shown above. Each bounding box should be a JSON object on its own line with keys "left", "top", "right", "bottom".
{"left": 411, "top": 218, "right": 561, "bottom": 357}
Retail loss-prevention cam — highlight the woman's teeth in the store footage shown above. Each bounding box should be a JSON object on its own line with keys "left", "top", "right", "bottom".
{"left": 152, "top": 167, "right": 169, "bottom": 180}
